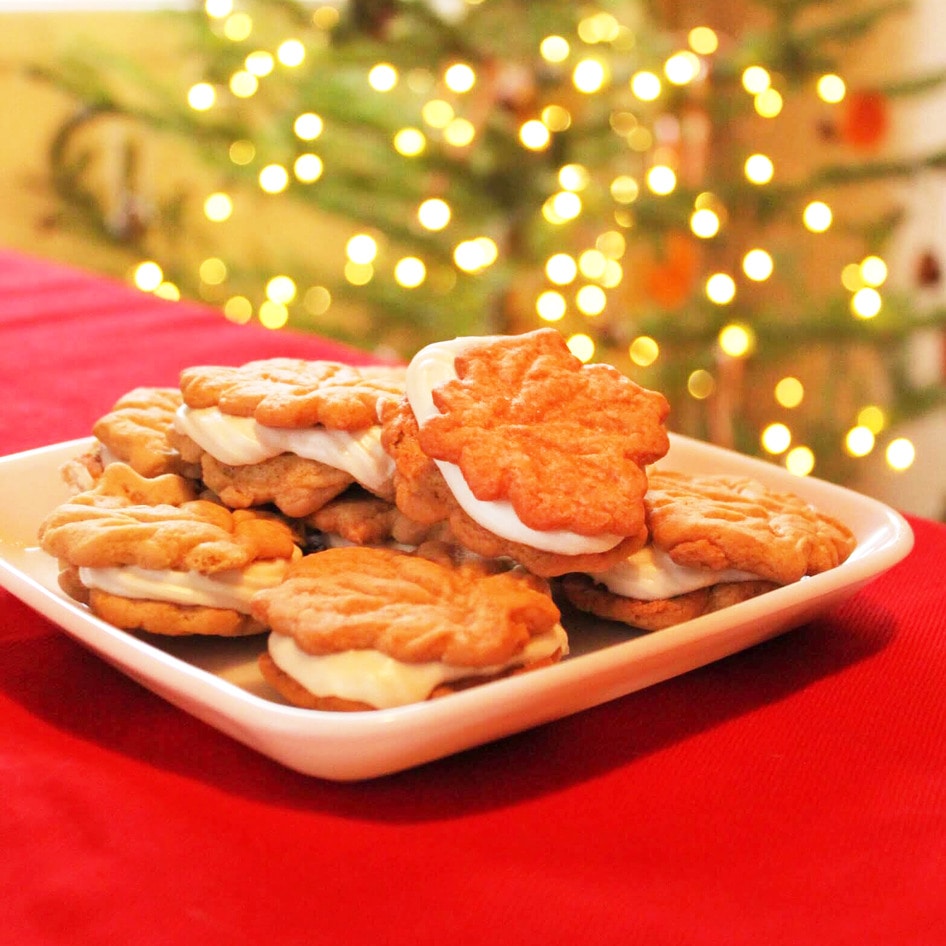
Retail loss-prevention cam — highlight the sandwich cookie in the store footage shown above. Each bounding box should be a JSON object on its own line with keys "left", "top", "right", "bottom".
{"left": 381, "top": 328, "right": 671, "bottom": 577}
{"left": 171, "top": 358, "right": 405, "bottom": 517}
{"left": 251, "top": 543, "right": 568, "bottom": 711}
{"left": 560, "top": 470, "right": 857, "bottom": 630}
{"left": 38, "top": 463, "right": 301, "bottom": 637}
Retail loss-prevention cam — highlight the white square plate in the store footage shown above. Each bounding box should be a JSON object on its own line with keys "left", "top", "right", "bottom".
{"left": 0, "top": 435, "right": 913, "bottom": 780}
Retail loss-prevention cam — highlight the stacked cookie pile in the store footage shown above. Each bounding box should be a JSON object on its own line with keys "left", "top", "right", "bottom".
{"left": 38, "top": 329, "right": 856, "bottom": 711}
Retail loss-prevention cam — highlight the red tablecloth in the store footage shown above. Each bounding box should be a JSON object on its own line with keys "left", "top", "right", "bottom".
{"left": 1, "top": 249, "right": 944, "bottom": 946}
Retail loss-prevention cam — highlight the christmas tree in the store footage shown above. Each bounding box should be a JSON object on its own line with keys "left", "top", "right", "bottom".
{"left": 28, "top": 0, "right": 946, "bottom": 488}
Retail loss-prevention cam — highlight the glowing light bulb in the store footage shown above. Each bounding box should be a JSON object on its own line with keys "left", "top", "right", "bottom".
{"left": 266, "top": 275, "right": 296, "bottom": 304}
{"left": 187, "top": 82, "right": 216, "bottom": 111}
{"left": 276, "top": 39, "right": 305, "bottom": 67}
{"left": 559, "top": 164, "right": 589, "bottom": 191}
{"left": 742, "top": 66, "right": 770, "bottom": 94}
{"left": 294, "top": 113, "right": 323, "bottom": 140}
{"left": 393, "top": 128, "right": 426, "bottom": 156}
{"left": 706, "top": 273, "right": 736, "bottom": 304}
{"left": 204, "top": 192, "right": 233, "bottom": 221}
{"left": 817, "top": 74, "right": 846, "bottom": 103}
{"left": 422, "top": 99, "right": 454, "bottom": 128}
{"left": 629, "top": 336, "right": 659, "bottom": 367}
{"left": 664, "top": 51, "right": 701, "bottom": 85}
{"left": 199, "top": 257, "right": 227, "bottom": 285}
{"left": 223, "top": 295, "right": 252, "bottom": 324}
{"left": 860, "top": 256, "right": 888, "bottom": 286}
{"left": 785, "top": 446, "right": 815, "bottom": 476}
{"left": 576, "top": 284, "right": 607, "bottom": 315}
{"left": 566, "top": 333, "right": 595, "bottom": 362}
{"left": 520, "top": 119, "right": 551, "bottom": 150}
{"left": 858, "top": 405, "right": 886, "bottom": 433}
{"left": 259, "top": 300, "right": 289, "bottom": 329}
{"left": 761, "top": 423, "right": 792, "bottom": 454}
{"left": 755, "top": 88, "right": 783, "bottom": 117}
{"left": 536, "top": 290, "right": 566, "bottom": 322}
{"left": 851, "top": 287, "right": 882, "bottom": 319}
{"left": 744, "top": 153, "right": 774, "bottom": 184}
{"left": 133, "top": 261, "right": 163, "bottom": 292}
{"left": 690, "top": 208, "right": 720, "bottom": 238}
{"left": 205, "top": 0, "right": 233, "bottom": 17}
{"left": 543, "top": 105, "right": 571, "bottom": 132}
{"left": 245, "top": 50, "right": 274, "bottom": 77}
{"left": 546, "top": 253, "right": 578, "bottom": 285}
{"left": 444, "top": 63, "right": 475, "bottom": 93}
{"left": 687, "top": 369, "right": 715, "bottom": 399}
{"left": 346, "top": 234, "right": 378, "bottom": 264}
{"left": 743, "top": 249, "right": 774, "bottom": 281}
{"left": 294, "top": 154, "right": 323, "bottom": 182}
{"left": 718, "top": 323, "right": 754, "bottom": 358}
{"left": 803, "top": 201, "right": 833, "bottom": 232}
{"left": 540, "top": 35, "right": 570, "bottom": 63}
{"left": 443, "top": 118, "right": 475, "bottom": 147}
{"left": 610, "top": 175, "right": 640, "bottom": 204}
{"left": 368, "top": 63, "right": 398, "bottom": 91}
{"left": 688, "top": 26, "right": 718, "bottom": 55}
{"left": 573, "top": 59, "right": 607, "bottom": 93}
{"left": 774, "top": 377, "right": 804, "bottom": 408}
{"left": 845, "top": 426, "right": 875, "bottom": 457}
{"left": 550, "top": 191, "right": 582, "bottom": 221}
{"left": 418, "top": 198, "right": 451, "bottom": 231}
{"left": 394, "top": 257, "right": 426, "bottom": 288}
{"left": 223, "top": 12, "right": 252, "bottom": 42}
{"left": 631, "top": 71, "right": 661, "bottom": 101}
{"left": 578, "top": 249, "right": 607, "bottom": 279}
{"left": 886, "top": 438, "right": 915, "bottom": 471}
{"left": 258, "top": 164, "right": 289, "bottom": 193}
{"left": 647, "top": 165, "right": 676, "bottom": 195}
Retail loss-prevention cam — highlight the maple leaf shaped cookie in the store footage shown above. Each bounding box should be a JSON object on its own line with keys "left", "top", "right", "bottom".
{"left": 251, "top": 545, "right": 563, "bottom": 668}
{"left": 416, "top": 329, "right": 670, "bottom": 536}
{"left": 179, "top": 358, "right": 405, "bottom": 429}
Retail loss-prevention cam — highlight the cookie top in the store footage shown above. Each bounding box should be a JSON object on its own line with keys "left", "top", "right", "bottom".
{"left": 92, "top": 386, "right": 199, "bottom": 479}
{"left": 408, "top": 329, "right": 670, "bottom": 538}
{"left": 38, "top": 463, "right": 298, "bottom": 573}
{"left": 251, "top": 545, "right": 562, "bottom": 668}
{"left": 178, "top": 358, "right": 405, "bottom": 430}
{"left": 644, "top": 470, "right": 857, "bottom": 584}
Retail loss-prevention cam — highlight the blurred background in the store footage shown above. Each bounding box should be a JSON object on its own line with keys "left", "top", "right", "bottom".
{"left": 1, "top": 0, "right": 944, "bottom": 519}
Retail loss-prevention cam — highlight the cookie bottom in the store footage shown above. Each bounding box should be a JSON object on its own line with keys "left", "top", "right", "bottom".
{"left": 559, "top": 575, "right": 779, "bottom": 631}
{"left": 258, "top": 648, "right": 563, "bottom": 712}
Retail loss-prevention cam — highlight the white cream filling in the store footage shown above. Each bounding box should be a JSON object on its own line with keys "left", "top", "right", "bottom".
{"left": 586, "top": 545, "right": 760, "bottom": 601}
{"left": 405, "top": 337, "right": 623, "bottom": 555}
{"left": 174, "top": 404, "right": 394, "bottom": 494}
{"left": 78, "top": 556, "right": 297, "bottom": 613}
{"left": 268, "top": 622, "right": 568, "bottom": 710}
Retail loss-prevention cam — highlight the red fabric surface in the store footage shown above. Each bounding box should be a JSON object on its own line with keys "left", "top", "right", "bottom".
{"left": 1, "top": 250, "right": 944, "bottom": 946}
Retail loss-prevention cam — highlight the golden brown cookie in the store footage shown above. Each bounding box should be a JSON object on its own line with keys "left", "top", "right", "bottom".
{"left": 251, "top": 544, "right": 568, "bottom": 710}
{"left": 179, "top": 358, "right": 405, "bottom": 430}
{"left": 306, "top": 486, "right": 453, "bottom": 549}
{"left": 92, "top": 386, "right": 202, "bottom": 479}
{"left": 38, "top": 463, "right": 300, "bottom": 636}
{"left": 381, "top": 329, "right": 669, "bottom": 575}
{"left": 173, "top": 358, "right": 405, "bottom": 515}
{"left": 560, "top": 470, "right": 857, "bottom": 631}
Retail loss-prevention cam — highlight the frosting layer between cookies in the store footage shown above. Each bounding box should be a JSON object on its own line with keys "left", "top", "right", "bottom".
{"left": 406, "top": 337, "right": 625, "bottom": 556}
{"left": 586, "top": 545, "right": 760, "bottom": 600}
{"left": 267, "top": 622, "right": 568, "bottom": 710}
{"left": 78, "top": 557, "right": 297, "bottom": 613}
{"left": 174, "top": 405, "right": 394, "bottom": 494}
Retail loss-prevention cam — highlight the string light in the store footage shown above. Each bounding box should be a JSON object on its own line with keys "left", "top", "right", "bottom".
{"left": 785, "top": 445, "right": 815, "bottom": 476}
{"left": 761, "top": 423, "right": 792, "bottom": 454}
{"left": 204, "top": 192, "right": 233, "bottom": 221}
{"left": 688, "top": 26, "right": 718, "bottom": 55}
{"left": 573, "top": 59, "right": 608, "bottom": 93}
{"left": 540, "top": 35, "right": 570, "bottom": 63}
{"left": 664, "top": 51, "right": 701, "bottom": 85}
{"left": 294, "top": 154, "right": 323, "bottom": 183}
{"left": 520, "top": 119, "right": 551, "bottom": 150}
{"left": 687, "top": 369, "right": 715, "bottom": 399}
{"left": 258, "top": 164, "right": 289, "bottom": 193}
{"left": 754, "top": 88, "right": 783, "bottom": 118}
{"left": 394, "top": 257, "right": 426, "bottom": 287}
{"left": 567, "top": 333, "right": 595, "bottom": 362}
{"left": 393, "top": 128, "right": 426, "bottom": 156}
{"left": 744, "top": 153, "right": 774, "bottom": 184}
{"left": 536, "top": 290, "right": 567, "bottom": 322}
{"left": 418, "top": 198, "right": 451, "bottom": 230}
{"left": 368, "top": 63, "right": 398, "bottom": 91}
{"left": 742, "top": 66, "right": 770, "bottom": 94}
{"left": 187, "top": 82, "right": 216, "bottom": 111}
{"left": 294, "top": 113, "right": 324, "bottom": 140}
{"left": 546, "top": 253, "right": 577, "bottom": 284}
{"left": 718, "top": 323, "right": 755, "bottom": 357}
{"left": 223, "top": 12, "right": 252, "bottom": 42}
{"left": 133, "top": 261, "right": 163, "bottom": 292}
{"left": 851, "top": 287, "right": 882, "bottom": 318}
{"left": 646, "top": 165, "right": 676, "bottom": 195}
{"left": 817, "top": 74, "right": 846, "bottom": 103}
{"left": 444, "top": 63, "right": 476, "bottom": 93}
{"left": 845, "top": 426, "right": 875, "bottom": 457}
{"left": 266, "top": 275, "right": 296, "bottom": 304}
{"left": 630, "top": 71, "right": 661, "bottom": 101}
{"left": 629, "top": 335, "right": 659, "bottom": 366}
{"left": 886, "top": 438, "right": 915, "bottom": 470}
{"left": 803, "top": 200, "right": 833, "bottom": 232}
{"left": 706, "top": 273, "right": 736, "bottom": 304}
{"left": 276, "top": 39, "right": 305, "bottom": 67}
{"left": 775, "top": 376, "right": 804, "bottom": 408}
{"left": 743, "top": 249, "right": 774, "bottom": 281}
{"left": 576, "top": 284, "right": 607, "bottom": 315}
{"left": 346, "top": 234, "right": 378, "bottom": 264}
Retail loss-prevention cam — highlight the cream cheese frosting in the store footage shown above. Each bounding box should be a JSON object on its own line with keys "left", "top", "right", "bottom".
{"left": 78, "top": 555, "right": 299, "bottom": 613}
{"left": 174, "top": 405, "right": 394, "bottom": 495}
{"left": 405, "top": 337, "right": 624, "bottom": 556}
{"left": 586, "top": 545, "right": 760, "bottom": 601}
{"left": 267, "top": 622, "right": 569, "bottom": 710}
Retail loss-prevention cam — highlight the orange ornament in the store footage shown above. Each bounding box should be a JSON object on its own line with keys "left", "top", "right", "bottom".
{"left": 642, "top": 230, "right": 700, "bottom": 309}
{"left": 841, "top": 90, "right": 889, "bottom": 150}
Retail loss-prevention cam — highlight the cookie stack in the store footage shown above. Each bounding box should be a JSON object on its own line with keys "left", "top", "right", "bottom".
{"left": 38, "top": 329, "right": 856, "bottom": 711}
